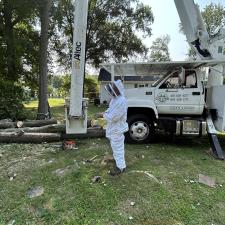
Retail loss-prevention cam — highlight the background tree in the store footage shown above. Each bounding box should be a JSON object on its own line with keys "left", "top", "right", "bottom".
{"left": 202, "top": 3, "right": 225, "bottom": 35}
{"left": 84, "top": 76, "right": 99, "bottom": 100}
{"left": 51, "top": 0, "right": 154, "bottom": 69}
{"left": 1, "top": 0, "right": 39, "bottom": 81}
{"left": 37, "top": 0, "right": 52, "bottom": 119}
{"left": 58, "top": 74, "right": 99, "bottom": 100}
{"left": 149, "top": 35, "right": 171, "bottom": 62}
{"left": 0, "top": 0, "right": 39, "bottom": 119}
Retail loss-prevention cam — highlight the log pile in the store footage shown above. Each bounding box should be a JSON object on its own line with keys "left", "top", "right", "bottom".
{"left": 0, "top": 119, "right": 105, "bottom": 143}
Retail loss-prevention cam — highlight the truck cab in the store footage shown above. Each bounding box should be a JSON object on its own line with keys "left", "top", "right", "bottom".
{"left": 152, "top": 68, "right": 204, "bottom": 115}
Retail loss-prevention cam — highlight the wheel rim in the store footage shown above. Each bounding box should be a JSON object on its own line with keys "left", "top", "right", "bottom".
{"left": 129, "top": 120, "right": 150, "bottom": 141}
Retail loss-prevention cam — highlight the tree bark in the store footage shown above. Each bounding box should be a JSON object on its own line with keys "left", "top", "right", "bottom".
{"left": 0, "top": 132, "right": 61, "bottom": 143}
{"left": 37, "top": 0, "right": 52, "bottom": 120}
{"left": 0, "top": 128, "right": 105, "bottom": 143}
{"left": 22, "top": 119, "right": 57, "bottom": 127}
{"left": 1, "top": 124, "right": 65, "bottom": 133}
{"left": 0, "top": 119, "right": 57, "bottom": 129}
{"left": 0, "top": 122, "right": 15, "bottom": 129}
{"left": 2, "top": 0, "right": 16, "bottom": 80}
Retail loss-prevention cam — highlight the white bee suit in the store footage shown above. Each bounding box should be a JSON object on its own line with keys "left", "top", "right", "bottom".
{"left": 104, "top": 80, "right": 128, "bottom": 170}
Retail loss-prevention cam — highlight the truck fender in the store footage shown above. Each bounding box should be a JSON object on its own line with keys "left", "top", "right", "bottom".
{"left": 127, "top": 99, "right": 158, "bottom": 119}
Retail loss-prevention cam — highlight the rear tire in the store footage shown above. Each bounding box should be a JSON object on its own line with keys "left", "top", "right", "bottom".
{"left": 125, "top": 114, "right": 155, "bottom": 144}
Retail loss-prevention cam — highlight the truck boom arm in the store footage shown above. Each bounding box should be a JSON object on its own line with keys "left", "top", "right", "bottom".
{"left": 174, "top": 0, "right": 225, "bottom": 60}
{"left": 69, "top": 0, "right": 89, "bottom": 117}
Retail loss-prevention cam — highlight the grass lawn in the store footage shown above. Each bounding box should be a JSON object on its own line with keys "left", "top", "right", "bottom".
{"left": 0, "top": 99, "right": 224, "bottom": 224}
{"left": 24, "top": 98, "right": 106, "bottom": 121}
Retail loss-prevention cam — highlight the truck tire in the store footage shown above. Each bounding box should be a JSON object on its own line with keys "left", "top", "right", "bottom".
{"left": 125, "top": 114, "right": 155, "bottom": 144}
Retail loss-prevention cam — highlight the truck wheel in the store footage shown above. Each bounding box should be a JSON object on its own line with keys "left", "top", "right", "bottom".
{"left": 126, "top": 114, "right": 155, "bottom": 144}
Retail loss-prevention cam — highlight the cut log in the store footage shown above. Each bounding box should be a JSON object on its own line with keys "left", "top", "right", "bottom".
{"left": 22, "top": 119, "right": 58, "bottom": 127}
{"left": 0, "top": 124, "right": 66, "bottom": 133}
{"left": 0, "top": 119, "right": 12, "bottom": 123}
{"left": 16, "top": 121, "right": 23, "bottom": 128}
{"left": 0, "top": 132, "right": 61, "bottom": 143}
{"left": 0, "top": 128, "right": 105, "bottom": 143}
{"left": 0, "top": 119, "right": 58, "bottom": 129}
{"left": 0, "top": 122, "right": 15, "bottom": 129}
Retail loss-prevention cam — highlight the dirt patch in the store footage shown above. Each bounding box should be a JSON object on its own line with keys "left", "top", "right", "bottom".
{"left": 0, "top": 144, "right": 58, "bottom": 177}
{"left": 53, "top": 167, "right": 71, "bottom": 177}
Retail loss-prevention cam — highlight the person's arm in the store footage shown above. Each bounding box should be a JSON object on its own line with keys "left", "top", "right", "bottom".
{"left": 104, "top": 98, "right": 127, "bottom": 123}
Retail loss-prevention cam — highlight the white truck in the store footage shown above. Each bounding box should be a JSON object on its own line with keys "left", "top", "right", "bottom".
{"left": 66, "top": 0, "right": 225, "bottom": 159}
{"left": 101, "top": 60, "right": 225, "bottom": 159}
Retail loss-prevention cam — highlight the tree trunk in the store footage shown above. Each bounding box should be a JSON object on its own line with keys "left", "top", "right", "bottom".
{"left": 37, "top": 0, "right": 52, "bottom": 120}
{"left": 2, "top": 0, "right": 16, "bottom": 80}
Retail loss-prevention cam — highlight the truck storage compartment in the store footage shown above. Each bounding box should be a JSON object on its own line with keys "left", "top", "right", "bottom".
{"left": 176, "top": 119, "right": 207, "bottom": 136}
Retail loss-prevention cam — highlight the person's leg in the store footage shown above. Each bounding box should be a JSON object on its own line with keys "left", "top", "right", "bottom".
{"left": 109, "top": 133, "right": 126, "bottom": 175}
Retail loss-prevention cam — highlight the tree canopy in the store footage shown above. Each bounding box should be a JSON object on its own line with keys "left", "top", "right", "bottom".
{"left": 52, "top": 0, "right": 154, "bottom": 68}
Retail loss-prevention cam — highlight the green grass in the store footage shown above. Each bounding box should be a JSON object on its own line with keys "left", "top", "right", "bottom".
{"left": 24, "top": 98, "right": 65, "bottom": 108}
{"left": 0, "top": 136, "right": 225, "bottom": 225}
{"left": 24, "top": 98, "right": 106, "bottom": 121}
{"left": 3, "top": 98, "right": 224, "bottom": 224}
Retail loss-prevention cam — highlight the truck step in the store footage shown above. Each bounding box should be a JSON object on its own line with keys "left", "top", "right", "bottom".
{"left": 182, "top": 132, "right": 199, "bottom": 135}
{"left": 208, "top": 134, "right": 225, "bottom": 160}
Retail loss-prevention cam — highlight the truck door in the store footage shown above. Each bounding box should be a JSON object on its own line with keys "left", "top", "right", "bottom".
{"left": 155, "top": 70, "right": 203, "bottom": 115}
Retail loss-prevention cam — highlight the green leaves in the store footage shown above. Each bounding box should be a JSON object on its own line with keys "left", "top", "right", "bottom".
{"left": 202, "top": 3, "right": 225, "bottom": 36}
{"left": 0, "top": 79, "right": 26, "bottom": 120}
{"left": 149, "top": 35, "right": 171, "bottom": 62}
{"left": 51, "top": 0, "right": 154, "bottom": 68}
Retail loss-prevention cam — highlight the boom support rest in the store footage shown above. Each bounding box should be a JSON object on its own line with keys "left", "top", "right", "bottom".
{"left": 208, "top": 134, "right": 225, "bottom": 160}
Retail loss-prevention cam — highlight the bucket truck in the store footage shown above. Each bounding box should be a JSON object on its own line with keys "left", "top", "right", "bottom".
{"left": 66, "top": 0, "right": 225, "bottom": 159}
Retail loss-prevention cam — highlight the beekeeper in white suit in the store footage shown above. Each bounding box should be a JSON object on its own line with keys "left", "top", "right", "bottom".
{"left": 103, "top": 79, "right": 128, "bottom": 176}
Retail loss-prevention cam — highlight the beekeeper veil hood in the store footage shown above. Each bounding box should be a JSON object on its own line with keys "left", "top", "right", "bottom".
{"left": 104, "top": 79, "right": 124, "bottom": 97}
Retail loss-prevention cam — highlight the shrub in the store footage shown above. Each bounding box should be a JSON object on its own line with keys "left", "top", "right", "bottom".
{"left": 0, "top": 79, "right": 27, "bottom": 120}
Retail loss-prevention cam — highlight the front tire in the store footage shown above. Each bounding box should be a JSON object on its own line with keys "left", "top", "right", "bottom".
{"left": 125, "top": 114, "right": 155, "bottom": 144}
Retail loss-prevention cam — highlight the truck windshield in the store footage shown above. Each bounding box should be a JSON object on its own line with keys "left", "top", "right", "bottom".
{"left": 151, "top": 75, "right": 167, "bottom": 87}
